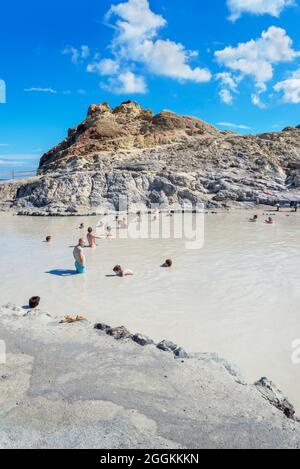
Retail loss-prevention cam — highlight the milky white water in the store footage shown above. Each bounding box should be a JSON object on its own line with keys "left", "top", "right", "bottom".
{"left": 0, "top": 211, "right": 300, "bottom": 411}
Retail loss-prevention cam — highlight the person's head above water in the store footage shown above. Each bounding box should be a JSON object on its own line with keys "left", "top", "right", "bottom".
{"left": 29, "top": 296, "right": 40, "bottom": 309}
{"left": 78, "top": 238, "right": 85, "bottom": 247}
{"left": 161, "top": 259, "right": 172, "bottom": 268}
{"left": 113, "top": 265, "right": 123, "bottom": 276}
{"left": 46, "top": 235, "right": 52, "bottom": 243}
{"left": 87, "top": 227, "right": 93, "bottom": 233}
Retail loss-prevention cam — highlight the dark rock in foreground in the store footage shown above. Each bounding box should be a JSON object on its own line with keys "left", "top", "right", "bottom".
{"left": 174, "top": 347, "right": 189, "bottom": 359}
{"left": 157, "top": 340, "right": 178, "bottom": 352}
{"left": 106, "top": 326, "right": 131, "bottom": 340}
{"left": 94, "top": 323, "right": 111, "bottom": 332}
{"left": 132, "top": 333, "right": 154, "bottom": 347}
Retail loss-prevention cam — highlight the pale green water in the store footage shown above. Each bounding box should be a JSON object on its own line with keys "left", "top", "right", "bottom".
{"left": 0, "top": 211, "right": 299, "bottom": 411}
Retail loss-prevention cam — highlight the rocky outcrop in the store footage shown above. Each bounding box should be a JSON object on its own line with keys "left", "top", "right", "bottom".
{"left": 1, "top": 101, "right": 300, "bottom": 214}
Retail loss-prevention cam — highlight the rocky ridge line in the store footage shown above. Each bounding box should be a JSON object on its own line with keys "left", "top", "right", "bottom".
{"left": 0, "top": 100, "right": 300, "bottom": 214}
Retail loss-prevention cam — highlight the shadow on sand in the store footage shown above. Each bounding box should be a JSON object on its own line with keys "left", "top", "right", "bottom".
{"left": 46, "top": 269, "right": 78, "bottom": 277}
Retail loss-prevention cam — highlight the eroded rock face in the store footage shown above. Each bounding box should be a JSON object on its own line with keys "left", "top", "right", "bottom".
{"left": 1, "top": 101, "right": 300, "bottom": 213}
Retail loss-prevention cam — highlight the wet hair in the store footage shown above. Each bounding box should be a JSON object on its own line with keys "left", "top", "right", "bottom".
{"left": 29, "top": 296, "right": 40, "bottom": 309}
{"left": 87, "top": 227, "right": 93, "bottom": 233}
{"left": 113, "top": 265, "right": 122, "bottom": 273}
{"left": 162, "top": 259, "right": 173, "bottom": 267}
{"left": 46, "top": 236, "right": 52, "bottom": 242}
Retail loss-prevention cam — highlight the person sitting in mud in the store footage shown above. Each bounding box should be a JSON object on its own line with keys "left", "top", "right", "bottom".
{"left": 87, "top": 227, "right": 102, "bottom": 248}
{"left": 161, "top": 259, "right": 173, "bottom": 268}
{"left": 45, "top": 235, "right": 52, "bottom": 243}
{"left": 73, "top": 238, "right": 86, "bottom": 274}
{"left": 113, "top": 265, "right": 133, "bottom": 277}
{"left": 265, "top": 217, "right": 276, "bottom": 225}
{"left": 249, "top": 215, "right": 258, "bottom": 223}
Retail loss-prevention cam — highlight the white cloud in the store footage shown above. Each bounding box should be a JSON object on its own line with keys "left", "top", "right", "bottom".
{"left": 219, "top": 89, "right": 234, "bottom": 104}
{"left": 131, "top": 38, "right": 211, "bottom": 82}
{"left": 215, "top": 26, "right": 299, "bottom": 107}
{"left": 251, "top": 93, "right": 267, "bottom": 108}
{"left": 217, "top": 122, "right": 252, "bottom": 130}
{"left": 274, "top": 69, "right": 300, "bottom": 103}
{"left": 62, "top": 45, "right": 90, "bottom": 64}
{"left": 101, "top": 71, "right": 147, "bottom": 94}
{"left": 87, "top": 58, "right": 120, "bottom": 75}
{"left": 88, "top": 0, "right": 211, "bottom": 94}
{"left": 227, "top": 0, "right": 295, "bottom": 21}
{"left": 216, "top": 72, "right": 240, "bottom": 104}
{"left": 215, "top": 27, "right": 298, "bottom": 85}
{"left": 216, "top": 72, "right": 238, "bottom": 91}
{"left": 24, "top": 88, "right": 58, "bottom": 94}
{"left": 106, "top": 0, "right": 166, "bottom": 42}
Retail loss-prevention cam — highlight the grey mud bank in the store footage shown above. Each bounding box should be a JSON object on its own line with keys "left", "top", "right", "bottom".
{"left": 0, "top": 303, "right": 299, "bottom": 449}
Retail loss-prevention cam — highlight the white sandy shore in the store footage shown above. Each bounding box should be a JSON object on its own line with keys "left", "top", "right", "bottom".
{"left": 0, "top": 303, "right": 300, "bottom": 449}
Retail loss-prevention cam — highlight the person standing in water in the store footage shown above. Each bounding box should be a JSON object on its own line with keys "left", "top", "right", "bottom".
{"left": 73, "top": 239, "right": 86, "bottom": 274}
{"left": 106, "top": 225, "right": 113, "bottom": 238}
{"left": 87, "top": 227, "right": 102, "bottom": 248}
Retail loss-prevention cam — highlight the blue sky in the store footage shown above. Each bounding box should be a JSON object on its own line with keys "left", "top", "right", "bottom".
{"left": 0, "top": 0, "right": 300, "bottom": 175}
